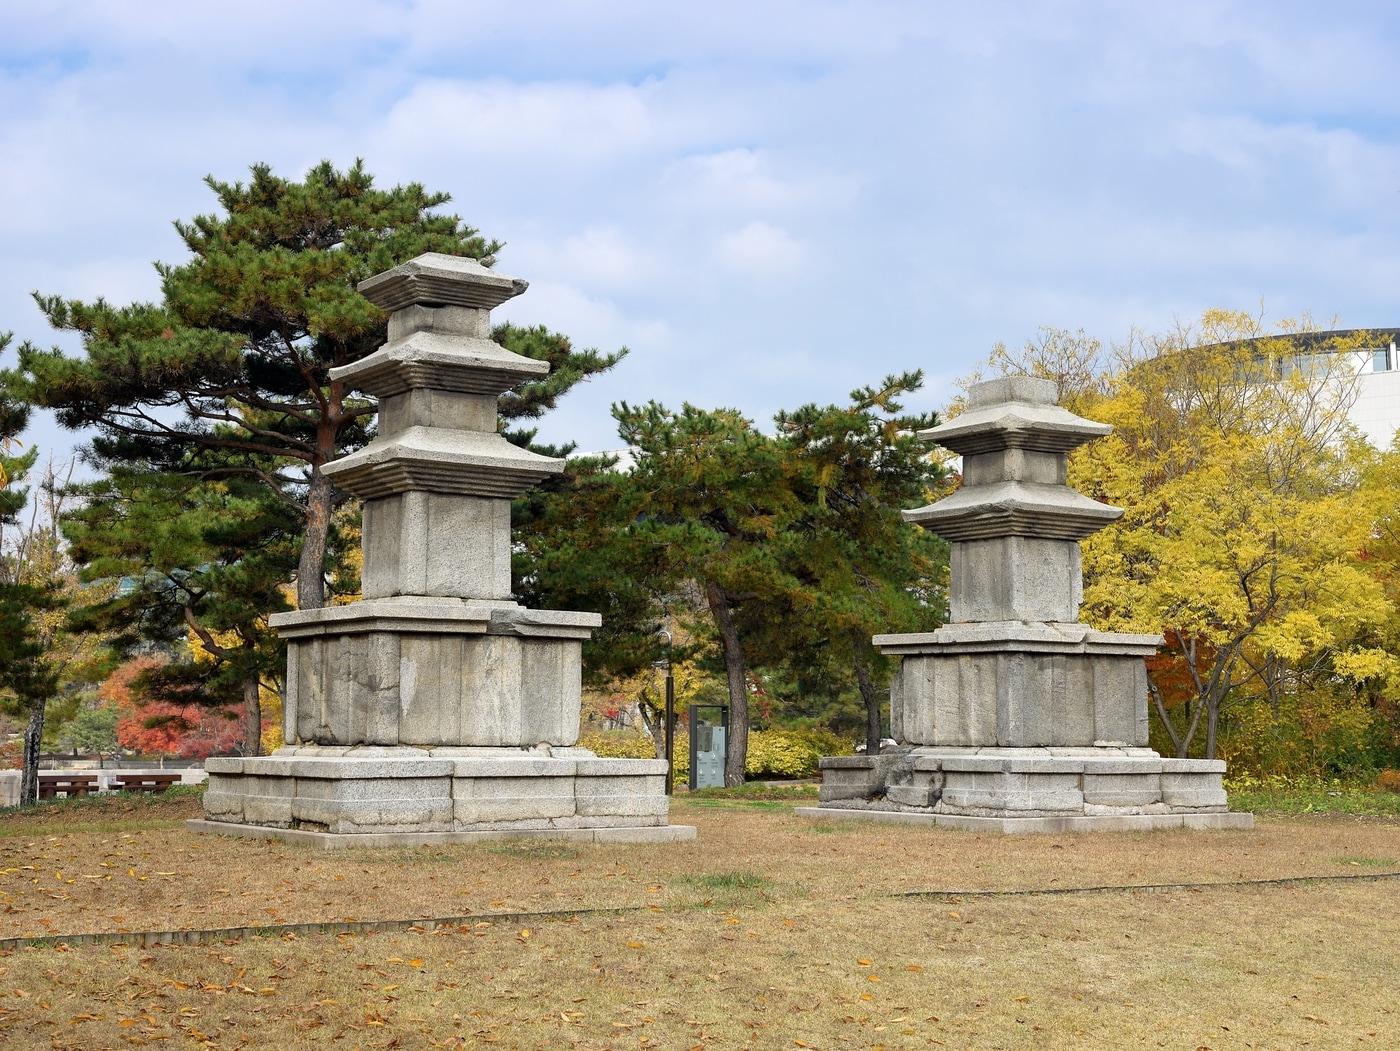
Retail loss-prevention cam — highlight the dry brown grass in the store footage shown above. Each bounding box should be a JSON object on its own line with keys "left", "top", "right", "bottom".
{"left": 2, "top": 795, "right": 1399, "bottom": 1048}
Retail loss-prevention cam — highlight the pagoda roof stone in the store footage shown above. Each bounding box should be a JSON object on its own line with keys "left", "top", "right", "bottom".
{"left": 323, "top": 427, "right": 563, "bottom": 500}
{"left": 919, "top": 399, "right": 1111, "bottom": 456}
{"left": 357, "top": 253, "right": 528, "bottom": 312}
{"left": 330, "top": 332, "right": 548, "bottom": 398}
{"left": 904, "top": 479, "right": 1122, "bottom": 541}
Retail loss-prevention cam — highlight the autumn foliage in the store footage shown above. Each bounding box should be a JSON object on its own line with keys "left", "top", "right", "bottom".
{"left": 977, "top": 314, "right": 1400, "bottom": 771}
{"left": 101, "top": 656, "right": 244, "bottom": 758}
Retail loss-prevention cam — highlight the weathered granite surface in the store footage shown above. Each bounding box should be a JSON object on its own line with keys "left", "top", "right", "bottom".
{"left": 201, "top": 752, "right": 672, "bottom": 835}
{"left": 196, "top": 254, "right": 688, "bottom": 843}
{"left": 805, "top": 376, "right": 1250, "bottom": 831}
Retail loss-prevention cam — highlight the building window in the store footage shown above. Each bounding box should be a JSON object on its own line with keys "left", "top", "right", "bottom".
{"left": 1373, "top": 345, "right": 1395, "bottom": 373}
{"left": 1285, "top": 352, "right": 1328, "bottom": 378}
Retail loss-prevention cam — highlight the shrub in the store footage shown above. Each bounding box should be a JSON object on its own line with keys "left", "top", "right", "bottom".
{"left": 577, "top": 726, "right": 854, "bottom": 783}
{"left": 577, "top": 730, "right": 657, "bottom": 761}
{"left": 1376, "top": 769, "right": 1400, "bottom": 793}
{"left": 745, "top": 727, "right": 850, "bottom": 780}
{"left": 1219, "top": 691, "right": 1385, "bottom": 780}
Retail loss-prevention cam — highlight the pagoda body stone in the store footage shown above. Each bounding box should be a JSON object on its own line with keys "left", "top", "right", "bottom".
{"left": 798, "top": 376, "right": 1251, "bottom": 833}
{"left": 191, "top": 254, "right": 693, "bottom": 847}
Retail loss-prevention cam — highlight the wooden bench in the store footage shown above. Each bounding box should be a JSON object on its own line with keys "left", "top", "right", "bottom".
{"left": 38, "top": 772, "right": 99, "bottom": 799}
{"left": 111, "top": 772, "right": 183, "bottom": 795}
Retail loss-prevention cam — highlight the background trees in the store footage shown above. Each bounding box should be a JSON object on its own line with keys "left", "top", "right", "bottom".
{"left": 973, "top": 313, "right": 1400, "bottom": 772}
{"left": 529, "top": 377, "right": 949, "bottom": 784}
{"left": 1, "top": 336, "right": 114, "bottom": 801}
{"left": 0, "top": 334, "right": 59, "bottom": 803}
{"left": 765, "top": 372, "right": 947, "bottom": 755}
{"left": 62, "top": 466, "right": 298, "bottom": 757}
{"left": 609, "top": 402, "right": 801, "bottom": 784}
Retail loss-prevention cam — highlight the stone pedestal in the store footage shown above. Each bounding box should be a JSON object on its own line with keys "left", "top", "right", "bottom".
{"left": 192, "top": 253, "right": 693, "bottom": 846}
{"left": 799, "top": 376, "right": 1251, "bottom": 834}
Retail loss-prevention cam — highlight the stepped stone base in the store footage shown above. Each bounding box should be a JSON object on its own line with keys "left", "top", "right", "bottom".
{"left": 812, "top": 748, "right": 1251, "bottom": 832}
{"left": 187, "top": 820, "right": 696, "bottom": 849}
{"left": 195, "top": 748, "right": 679, "bottom": 840}
{"left": 794, "top": 807, "right": 1252, "bottom": 834}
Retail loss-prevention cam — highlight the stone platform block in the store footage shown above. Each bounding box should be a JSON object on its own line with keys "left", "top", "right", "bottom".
{"left": 452, "top": 758, "right": 575, "bottom": 825}
{"left": 940, "top": 765, "right": 1084, "bottom": 813}
{"left": 195, "top": 752, "right": 673, "bottom": 839}
{"left": 1076, "top": 756, "right": 1165, "bottom": 807}
{"left": 575, "top": 759, "right": 669, "bottom": 819}
{"left": 1160, "top": 759, "right": 1228, "bottom": 808}
{"left": 884, "top": 774, "right": 943, "bottom": 808}
{"left": 813, "top": 748, "right": 1245, "bottom": 824}
{"left": 818, "top": 754, "right": 909, "bottom": 802}
{"left": 203, "top": 772, "right": 295, "bottom": 827}
{"left": 278, "top": 626, "right": 590, "bottom": 749}
{"left": 887, "top": 646, "right": 1153, "bottom": 749}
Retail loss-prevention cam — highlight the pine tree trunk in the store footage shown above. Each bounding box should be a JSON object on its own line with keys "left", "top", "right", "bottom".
{"left": 243, "top": 670, "right": 262, "bottom": 758}
{"left": 297, "top": 470, "right": 332, "bottom": 610}
{"left": 854, "top": 650, "right": 881, "bottom": 756}
{"left": 19, "top": 695, "right": 45, "bottom": 807}
{"left": 704, "top": 579, "right": 749, "bottom": 787}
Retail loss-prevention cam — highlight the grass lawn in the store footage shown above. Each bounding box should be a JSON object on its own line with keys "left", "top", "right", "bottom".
{"left": 1, "top": 790, "right": 1398, "bottom": 1048}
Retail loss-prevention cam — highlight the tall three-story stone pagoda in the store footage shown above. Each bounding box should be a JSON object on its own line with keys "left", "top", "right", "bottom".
{"left": 800, "top": 376, "right": 1251, "bottom": 832}
{"left": 192, "top": 254, "right": 693, "bottom": 847}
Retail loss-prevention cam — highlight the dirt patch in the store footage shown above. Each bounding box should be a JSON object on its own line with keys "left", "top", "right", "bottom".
{"left": 2, "top": 796, "right": 1399, "bottom": 1046}
{"left": 2, "top": 795, "right": 1399, "bottom": 943}
{"left": 1, "top": 879, "right": 1397, "bottom": 1049}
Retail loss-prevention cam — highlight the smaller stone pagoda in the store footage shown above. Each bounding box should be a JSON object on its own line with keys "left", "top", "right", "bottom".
{"left": 191, "top": 253, "right": 693, "bottom": 847}
{"left": 799, "top": 376, "right": 1252, "bottom": 833}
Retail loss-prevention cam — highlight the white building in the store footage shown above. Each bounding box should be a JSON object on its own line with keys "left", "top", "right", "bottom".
{"left": 1348, "top": 334, "right": 1400, "bottom": 449}
{"left": 1232, "top": 329, "right": 1400, "bottom": 449}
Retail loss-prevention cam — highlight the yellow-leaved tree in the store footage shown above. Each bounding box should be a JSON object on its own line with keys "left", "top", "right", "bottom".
{"left": 972, "top": 312, "right": 1399, "bottom": 767}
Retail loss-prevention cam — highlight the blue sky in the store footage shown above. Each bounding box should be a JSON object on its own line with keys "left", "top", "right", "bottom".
{"left": 4, "top": 1, "right": 1400, "bottom": 463}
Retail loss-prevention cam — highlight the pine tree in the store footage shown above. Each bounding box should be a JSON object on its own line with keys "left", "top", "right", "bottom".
{"left": 16, "top": 161, "right": 623, "bottom": 610}
{"left": 513, "top": 451, "right": 668, "bottom": 684}
{"left": 769, "top": 372, "right": 949, "bottom": 753}
{"left": 0, "top": 333, "right": 61, "bottom": 805}
{"left": 63, "top": 459, "right": 299, "bottom": 757}
{"left": 610, "top": 402, "right": 803, "bottom": 785}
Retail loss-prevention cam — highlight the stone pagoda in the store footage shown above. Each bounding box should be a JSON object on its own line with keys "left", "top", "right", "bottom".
{"left": 192, "top": 253, "right": 693, "bottom": 847}
{"left": 800, "top": 376, "right": 1251, "bottom": 833}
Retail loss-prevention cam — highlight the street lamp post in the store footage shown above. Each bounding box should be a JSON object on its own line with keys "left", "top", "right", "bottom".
{"left": 655, "top": 630, "right": 675, "bottom": 795}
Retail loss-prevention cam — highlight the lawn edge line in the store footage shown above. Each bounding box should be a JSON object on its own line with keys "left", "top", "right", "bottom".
{"left": 0, "top": 904, "right": 641, "bottom": 952}
{"left": 896, "top": 870, "right": 1400, "bottom": 898}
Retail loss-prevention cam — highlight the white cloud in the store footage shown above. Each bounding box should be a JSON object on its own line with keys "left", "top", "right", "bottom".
{"left": 715, "top": 221, "right": 806, "bottom": 277}
{"left": 8, "top": 0, "right": 1400, "bottom": 462}
{"left": 662, "top": 148, "right": 858, "bottom": 212}
{"left": 376, "top": 79, "right": 661, "bottom": 167}
{"left": 1165, "top": 115, "right": 1400, "bottom": 211}
{"left": 494, "top": 279, "right": 672, "bottom": 357}
{"left": 506, "top": 226, "right": 654, "bottom": 293}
